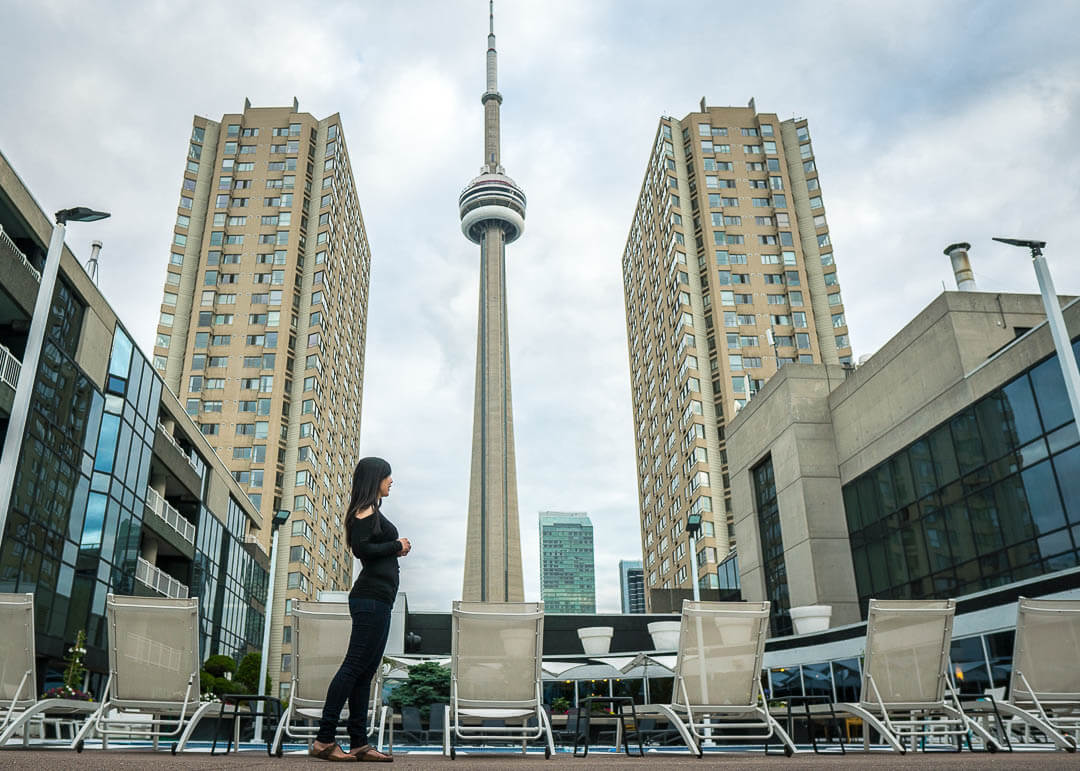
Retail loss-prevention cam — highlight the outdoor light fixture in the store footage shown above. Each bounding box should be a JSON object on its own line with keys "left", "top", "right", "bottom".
{"left": 993, "top": 236, "right": 1080, "bottom": 430}
{"left": 254, "top": 507, "right": 294, "bottom": 740}
{"left": 55, "top": 206, "right": 111, "bottom": 225}
{"left": 0, "top": 204, "right": 110, "bottom": 552}
{"left": 686, "top": 513, "right": 703, "bottom": 537}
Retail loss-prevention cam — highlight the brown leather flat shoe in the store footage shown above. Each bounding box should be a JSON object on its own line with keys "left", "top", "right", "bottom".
{"left": 349, "top": 744, "right": 393, "bottom": 762}
{"left": 310, "top": 741, "right": 359, "bottom": 761}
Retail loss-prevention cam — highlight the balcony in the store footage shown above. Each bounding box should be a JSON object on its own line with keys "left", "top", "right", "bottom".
{"left": 0, "top": 225, "right": 40, "bottom": 282}
{"left": 0, "top": 344, "right": 20, "bottom": 391}
{"left": 157, "top": 421, "right": 199, "bottom": 472}
{"left": 135, "top": 557, "right": 189, "bottom": 599}
{"left": 143, "top": 486, "right": 196, "bottom": 560}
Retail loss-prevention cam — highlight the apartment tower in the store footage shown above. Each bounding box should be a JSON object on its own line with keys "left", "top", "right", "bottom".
{"left": 621, "top": 99, "right": 852, "bottom": 610}
{"left": 619, "top": 560, "right": 646, "bottom": 613}
{"left": 539, "top": 512, "right": 596, "bottom": 613}
{"left": 459, "top": 3, "right": 527, "bottom": 602}
{"left": 152, "top": 100, "right": 371, "bottom": 697}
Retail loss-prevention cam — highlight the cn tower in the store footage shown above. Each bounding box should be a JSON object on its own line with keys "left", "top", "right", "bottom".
{"left": 459, "top": 1, "right": 526, "bottom": 602}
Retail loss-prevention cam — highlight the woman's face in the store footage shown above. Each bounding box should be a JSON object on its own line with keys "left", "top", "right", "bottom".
{"left": 379, "top": 475, "right": 393, "bottom": 498}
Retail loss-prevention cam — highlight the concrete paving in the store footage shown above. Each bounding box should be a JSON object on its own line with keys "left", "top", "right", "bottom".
{"left": 0, "top": 747, "right": 1076, "bottom": 770}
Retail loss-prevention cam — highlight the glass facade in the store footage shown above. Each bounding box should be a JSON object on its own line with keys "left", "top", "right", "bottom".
{"left": 716, "top": 550, "right": 741, "bottom": 600}
{"left": 539, "top": 512, "right": 596, "bottom": 613}
{"left": 0, "top": 277, "right": 266, "bottom": 687}
{"left": 843, "top": 338, "right": 1080, "bottom": 617}
{"left": 753, "top": 457, "right": 792, "bottom": 635}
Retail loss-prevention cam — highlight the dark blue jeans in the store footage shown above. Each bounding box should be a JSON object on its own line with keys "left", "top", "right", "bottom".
{"left": 316, "top": 597, "right": 392, "bottom": 746}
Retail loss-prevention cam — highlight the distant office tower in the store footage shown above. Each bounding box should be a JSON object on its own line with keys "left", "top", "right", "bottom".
{"left": 622, "top": 99, "right": 851, "bottom": 610}
{"left": 539, "top": 512, "right": 596, "bottom": 613}
{"left": 619, "top": 560, "right": 646, "bottom": 614}
{"left": 460, "top": 5, "right": 527, "bottom": 602}
{"left": 152, "top": 100, "right": 371, "bottom": 698}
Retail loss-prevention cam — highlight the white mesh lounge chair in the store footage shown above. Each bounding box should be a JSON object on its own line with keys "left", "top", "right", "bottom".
{"left": 0, "top": 593, "right": 99, "bottom": 747}
{"left": 270, "top": 600, "right": 389, "bottom": 756}
{"left": 70, "top": 594, "right": 218, "bottom": 754}
{"left": 836, "top": 599, "right": 1001, "bottom": 753}
{"left": 988, "top": 597, "right": 1080, "bottom": 752}
{"left": 639, "top": 600, "right": 796, "bottom": 757}
{"left": 443, "top": 601, "right": 554, "bottom": 759}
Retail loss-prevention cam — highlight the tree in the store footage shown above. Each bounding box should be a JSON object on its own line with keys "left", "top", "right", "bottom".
{"left": 387, "top": 661, "right": 450, "bottom": 720}
{"left": 204, "top": 654, "right": 237, "bottom": 678}
{"left": 236, "top": 652, "right": 271, "bottom": 694}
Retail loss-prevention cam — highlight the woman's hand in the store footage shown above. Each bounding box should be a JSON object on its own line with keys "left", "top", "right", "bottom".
{"left": 398, "top": 537, "right": 412, "bottom": 556}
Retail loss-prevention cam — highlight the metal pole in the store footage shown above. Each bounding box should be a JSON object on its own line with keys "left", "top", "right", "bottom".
{"left": 0, "top": 221, "right": 66, "bottom": 550}
{"left": 1031, "top": 253, "right": 1080, "bottom": 428}
{"left": 253, "top": 526, "right": 280, "bottom": 742}
{"left": 689, "top": 532, "right": 700, "bottom": 602}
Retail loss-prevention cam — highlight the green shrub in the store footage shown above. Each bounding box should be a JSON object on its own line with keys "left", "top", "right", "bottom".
{"left": 236, "top": 652, "right": 270, "bottom": 693}
{"left": 204, "top": 654, "right": 237, "bottom": 678}
{"left": 387, "top": 661, "right": 450, "bottom": 720}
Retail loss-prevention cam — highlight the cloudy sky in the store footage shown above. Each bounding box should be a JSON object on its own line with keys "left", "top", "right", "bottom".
{"left": 3, "top": 0, "right": 1079, "bottom": 612}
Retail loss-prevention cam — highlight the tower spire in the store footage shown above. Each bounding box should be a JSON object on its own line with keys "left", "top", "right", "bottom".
{"left": 482, "top": 0, "right": 502, "bottom": 171}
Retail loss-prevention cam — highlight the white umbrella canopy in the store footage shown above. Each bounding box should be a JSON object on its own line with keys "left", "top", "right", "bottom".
{"left": 540, "top": 660, "right": 582, "bottom": 677}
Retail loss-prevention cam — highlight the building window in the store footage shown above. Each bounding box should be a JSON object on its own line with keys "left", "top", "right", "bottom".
{"left": 754, "top": 456, "right": 792, "bottom": 636}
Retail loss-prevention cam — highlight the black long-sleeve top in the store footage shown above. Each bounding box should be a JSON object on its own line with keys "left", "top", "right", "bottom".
{"left": 348, "top": 511, "right": 402, "bottom": 604}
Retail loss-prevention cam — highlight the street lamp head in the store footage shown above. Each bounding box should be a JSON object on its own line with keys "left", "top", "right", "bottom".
{"left": 272, "top": 509, "right": 290, "bottom": 530}
{"left": 686, "top": 512, "right": 703, "bottom": 537}
{"left": 55, "top": 207, "right": 110, "bottom": 225}
{"left": 993, "top": 236, "right": 1046, "bottom": 252}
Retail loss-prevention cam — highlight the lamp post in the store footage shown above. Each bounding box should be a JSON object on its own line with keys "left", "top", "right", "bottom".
{"left": 254, "top": 508, "right": 290, "bottom": 742}
{"left": 992, "top": 238, "right": 1080, "bottom": 429}
{"left": 0, "top": 207, "right": 109, "bottom": 550}
{"left": 686, "top": 513, "right": 703, "bottom": 603}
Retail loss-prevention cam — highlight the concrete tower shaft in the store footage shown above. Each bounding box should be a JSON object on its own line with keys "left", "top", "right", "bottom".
{"left": 460, "top": 1, "right": 525, "bottom": 603}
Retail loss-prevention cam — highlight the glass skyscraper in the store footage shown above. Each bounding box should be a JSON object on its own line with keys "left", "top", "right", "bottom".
{"left": 619, "top": 559, "right": 645, "bottom": 613}
{"left": 539, "top": 511, "right": 596, "bottom": 613}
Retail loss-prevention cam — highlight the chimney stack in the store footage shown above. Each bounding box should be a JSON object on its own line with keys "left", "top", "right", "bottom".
{"left": 86, "top": 240, "right": 102, "bottom": 285}
{"left": 944, "top": 242, "right": 975, "bottom": 291}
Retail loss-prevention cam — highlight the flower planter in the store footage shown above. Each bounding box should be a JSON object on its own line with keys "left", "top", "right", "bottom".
{"left": 577, "top": 626, "right": 614, "bottom": 655}
{"left": 788, "top": 605, "right": 832, "bottom": 635}
{"left": 647, "top": 621, "right": 681, "bottom": 650}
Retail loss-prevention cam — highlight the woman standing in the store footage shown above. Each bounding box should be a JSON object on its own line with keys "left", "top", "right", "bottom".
{"left": 310, "top": 457, "right": 410, "bottom": 762}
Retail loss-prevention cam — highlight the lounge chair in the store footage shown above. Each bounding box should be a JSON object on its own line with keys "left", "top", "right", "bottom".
{"left": 835, "top": 599, "right": 1001, "bottom": 753}
{"left": 428, "top": 702, "right": 446, "bottom": 744}
{"left": 984, "top": 597, "right": 1080, "bottom": 752}
{"left": 70, "top": 594, "right": 218, "bottom": 753}
{"left": 270, "top": 600, "right": 388, "bottom": 756}
{"left": 639, "top": 600, "right": 796, "bottom": 756}
{"left": 0, "top": 593, "right": 99, "bottom": 748}
{"left": 443, "top": 601, "right": 554, "bottom": 759}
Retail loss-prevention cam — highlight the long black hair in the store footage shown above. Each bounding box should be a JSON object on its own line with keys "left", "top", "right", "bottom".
{"left": 345, "top": 456, "right": 392, "bottom": 539}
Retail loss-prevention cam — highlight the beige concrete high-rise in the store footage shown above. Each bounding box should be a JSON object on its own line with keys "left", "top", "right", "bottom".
{"left": 621, "top": 100, "right": 853, "bottom": 611}
{"left": 458, "top": 2, "right": 526, "bottom": 602}
{"left": 152, "top": 99, "right": 372, "bottom": 696}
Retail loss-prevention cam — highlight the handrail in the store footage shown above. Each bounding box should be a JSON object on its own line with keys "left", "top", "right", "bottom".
{"left": 144, "top": 486, "right": 196, "bottom": 545}
{"left": 0, "top": 225, "right": 41, "bottom": 282}
{"left": 0, "top": 344, "right": 20, "bottom": 390}
{"left": 135, "top": 557, "right": 189, "bottom": 599}
{"left": 156, "top": 421, "right": 199, "bottom": 471}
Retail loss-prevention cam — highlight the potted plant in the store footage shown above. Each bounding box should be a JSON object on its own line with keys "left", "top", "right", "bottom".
{"left": 42, "top": 630, "right": 94, "bottom": 701}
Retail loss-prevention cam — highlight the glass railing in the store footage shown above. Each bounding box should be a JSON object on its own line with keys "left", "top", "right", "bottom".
{"left": 135, "top": 556, "right": 189, "bottom": 599}
{"left": 0, "top": 344, "right": 20, "bottom": 391}
{"left": 144, "top": 486, "right": 196, "bottom": 545}
{"left": 0, "top": 225, "right": 41, "bottom": 282}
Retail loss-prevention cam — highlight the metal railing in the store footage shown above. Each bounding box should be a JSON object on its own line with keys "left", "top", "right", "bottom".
{"left": 144, "top": 486, "right": 196, "bottom": 545}
{"left": 0, "top": 225, "right": 41, "bottom": 282}
{"left": 156, "top": 421, "right": 200, "bottom": 471}
{"left": 135, "top": 557, "right": 189, "bottom": 599}
{"left": 0, "top": 344, "right": 20, "bottom": 390}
